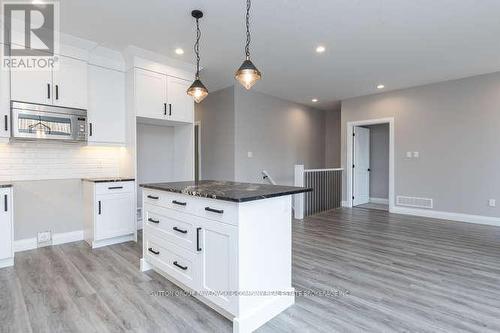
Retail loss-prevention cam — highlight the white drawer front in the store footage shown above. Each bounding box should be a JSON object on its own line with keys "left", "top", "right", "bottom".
{"left": 145, "top": 235, "right": 198, "bottom": 290}
{"left": 96, "top": 181, "right": 135, "bottom": 195}
{"left": 144, "top": 207, "right": 198, "bottom": 252}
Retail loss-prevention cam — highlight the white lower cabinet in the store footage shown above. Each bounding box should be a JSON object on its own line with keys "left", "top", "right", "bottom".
{"left": 83, "top": 180, "right": 136, "bottom": 248}
{"left": 0, "top": 186, "right": 14, "bottom": 268}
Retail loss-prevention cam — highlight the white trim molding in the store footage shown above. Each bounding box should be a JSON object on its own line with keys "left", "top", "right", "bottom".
{"left": 370, "top": 197, "right": 389, "bottom": 205}
{"left": 392, "top": 206, "right": 500, "bottom": 227}
{"left": 14, "top": 230, "right": 84, "bottom": 253}
{"left": 346, "top": 117, "right": 395, "bottom": 213}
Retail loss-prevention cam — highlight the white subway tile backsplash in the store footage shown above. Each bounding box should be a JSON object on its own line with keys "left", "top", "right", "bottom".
{"left": 0, "top": 141, "right": 125, "bottom": 181}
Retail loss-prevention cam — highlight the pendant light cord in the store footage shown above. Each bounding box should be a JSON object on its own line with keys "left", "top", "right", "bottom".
{"left": 195, "top": 17, "right": 201, "bottom": 78}
{"left": 245, "top": 0, "right": 251, "bottom": 59}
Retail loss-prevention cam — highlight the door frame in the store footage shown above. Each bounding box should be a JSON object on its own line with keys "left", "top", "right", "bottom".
{"left": 346, "top": 117, "right": 394, "bottom": 212}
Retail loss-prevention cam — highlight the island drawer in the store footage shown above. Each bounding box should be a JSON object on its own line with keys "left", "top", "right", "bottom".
{"left": 144, "top": 207, "right": 198, "bottom": 252}
{"left": 144, "top": 234, "right": 198, "bottom": 289}
{"left": 96, "top": 181, "right": 135, "bottom": 195}
{"left": 143, "top": 189, "right": 238, "bottom": 226}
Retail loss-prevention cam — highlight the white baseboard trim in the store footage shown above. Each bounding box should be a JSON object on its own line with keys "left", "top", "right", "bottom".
{"left": 14, "top": 230, "right": 84, "bottom": 253}
{"left": 392, "top": 206, "right": 500, "bottom": 227}
{"left": 341, "top": 201, "right": 349, "bottom": 208}
{"left": 370, "top": 197, "right": 389, "bottom": 205}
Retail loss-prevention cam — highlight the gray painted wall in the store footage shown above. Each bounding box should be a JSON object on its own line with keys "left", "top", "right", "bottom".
{"left": 325, "top": 104, "right": 342, "bottom": 167}
{"left": 365, "top": 124, "right": 389, "bottom": 199}
{"left": 234, "top": 86, "right": 326, "bottom": 185}
{"left": 195, "top": 86, "right": 328, "bottom": 185}
{"left": 195, "top": 87, "right": 235, "bottom": 181}
{"left": 13, "top": 179, "right": 84, "bottom": 240}
{"left": 341, "top": 71, "right": 500, "bottom": 217}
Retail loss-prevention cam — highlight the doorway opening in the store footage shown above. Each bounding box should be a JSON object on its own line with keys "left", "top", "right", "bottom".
{"left": 346, "top": 118, "right": 394, "bottom": 212}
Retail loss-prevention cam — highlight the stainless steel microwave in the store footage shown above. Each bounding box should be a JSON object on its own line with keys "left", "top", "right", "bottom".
{"left": 11, "top": 101, "right": 87, "bottom": 142}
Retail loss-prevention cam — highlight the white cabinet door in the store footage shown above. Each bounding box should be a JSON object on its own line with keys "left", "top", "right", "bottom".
{"left": 167, "top": 76, "right": 194, "bottom": 123}
{"left": 95, "top": 193, "right": 135, "bottom": 241}
{"left": 10, "top": 68, "right": 52, "bottom": 105}
{"left": 135, "top": 68, "right": 167, "bottom": 120}
{"left": 88, "top": 65, "right": 126, "bottom": 144}
{"left": 53, "top": 56, "right": 88, "bottom": 109}
{"left": 0, "top": 65, "right": 10, "bottom": 139}
{"left": 0, "top": 189, "right": 13, "bottom": 260}
{"left": 198, "top": 219, "right": 238, "bottom": 313}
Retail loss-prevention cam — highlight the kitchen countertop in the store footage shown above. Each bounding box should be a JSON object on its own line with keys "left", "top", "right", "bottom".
{"left": 0, "top": 183, "right": 13, "bottom": 188}
{"left": 82, "top": 178, "right": 135, "bottom": 183}
{"left": 140, "top": 180, "right": 312, "bottom": 203}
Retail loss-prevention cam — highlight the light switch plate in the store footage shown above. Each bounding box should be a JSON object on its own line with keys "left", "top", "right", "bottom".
{"left": 489, "top": 199, "right": 496, "bottom": 207}
{"left": 413, "top": 152, "right": 419, "bottom": 158}
{"left": 406, "top": 152, "right": 412, "bottom": 158}
{"left": 247, "top": 152, "right": 253, "bottom": 158}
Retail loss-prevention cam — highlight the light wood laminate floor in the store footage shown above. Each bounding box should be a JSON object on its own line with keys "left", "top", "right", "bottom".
{"left": 1, "top": 208, "right": 500, "bottom": 333}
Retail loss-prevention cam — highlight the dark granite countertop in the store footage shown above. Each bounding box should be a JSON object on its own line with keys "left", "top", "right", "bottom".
{"left": 140, "top": 180, "right": 312, "bottom": 203}
{"left": 0, "top": 183, "right": 13, "bottom": 188}
{"left": 82, "top": 178, "right": 135, "bottom": 183}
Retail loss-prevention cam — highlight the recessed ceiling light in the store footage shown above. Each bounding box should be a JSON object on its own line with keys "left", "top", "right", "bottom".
{"left": 377, "top": 84, "right": 385, "bottom": 89}
{"left": 312, "top": 98, "right": 318, "bottom": 103}
{"left": 175, "top": 48, "right": 184, "bottom": 55}
{"left": 315, "top": 46, "right": 326, "bottom": 53}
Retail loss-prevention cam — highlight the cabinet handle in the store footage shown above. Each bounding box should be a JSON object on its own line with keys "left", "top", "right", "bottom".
{"left": 147, "top": 195, "right": 159, "bottom": 200}
{"left": 3, "top": 194, "right": 7, "bottom": 212}
{"left": 4, "top": 115, "right": 8, "bottom": 131}
{"left": 196, "top": 227, "right": 202, "bottom": 251}
{"left": 169, "top": 104, "right": 172, "bottom": 116}
{"left": 148, "top": 218, "right": 159, "bottom": 224}
{"left": 55, "top": 85, "right": 59, "bottom": 100}
{"left": 172, "top": 200, "right": 187, "bottom": 206}
{"left": 164, "top": 103, "right": 167, "bottom": 116}
{"left": 108, "top": 186, "right": 123, "bottom": 190}
{"left": 89, "top": 123, "right": 93, "bottom": 137}
{"left": 205, "top": 207, "right": 224, "bottom": 214}
{"left": 98, "top": 201, "right": 101, "bottom": 215}
{"left": 173, "top": 226, "right": 187, "bottom": 234}
{"left": 173, "top": 261, "right": 188, "bottom": 271}
{"left": 148, "top": 248, "right": 160, "bottom": 255}
{"left": 47, "top": 83, "right": 51, "bottom": 99}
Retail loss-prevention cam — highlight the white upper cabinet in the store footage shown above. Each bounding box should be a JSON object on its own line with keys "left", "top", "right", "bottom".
{"left": 10, "top": 55, "right": 88, "bottom": 109}
{"left": 10, "top": 67, "right": 52, "bottom": 105}
{"left": 135, "top": 68, "right": 167, "bottom": 120}
{"left": 134, "top": 68, "right": 194, "bottom": 124}
{"left": 53, "top": 56, "right": 88, "bottom": 110}
{"left": 167, "top": 76, "right": 194, "bottom": 123}
{"left": 88, "top": 65, "right": 126, "bottom": 145}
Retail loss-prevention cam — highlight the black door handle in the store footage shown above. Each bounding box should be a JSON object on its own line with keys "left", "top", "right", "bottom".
{"left": 169, "top": 104, "right": 172, "bottom": 116}
{"left": 173, "top": 226, "right": 188, "bottom": 234}
{"left": 108, "top": 186, "right": 123, "bottom": 190}
{"left": 148, "top": 218, "right": 159, "bottom": 224}
{"left": 205, "top": 207, "right": 224, "bottom": 214}
{"left": 147, "top": 195, "right": 159, "bottom": 200}
{"left": 172, "top": 200, "right": 187, "bottom": 206}
{"left": 148, "top": 248, "right": 160, "bottom": 255}
{"left": 47, "top": 83, "right": 51, "bottom": 99}
{"left": 55, "top": 85, "right": 59, "bottom": 100}
{"left": 368, "top": 168, "right": 371, "bottom": 172}
{"left": 173, "top": 261, "right": 187, "bottom": 270}
{"left": 4, "top": 115, "right": 8, "bottom": 131}
{"left": 4, "top": 194, "right": 7, "bottom": 212}
{"left": 98, "top": 201, "right": 101, "bottom": 215}
{"left": 164, "top": 103, "right": 167, "bottom": 115}
{"left": 196, "top": 227, "right": 202, "bottom": 251}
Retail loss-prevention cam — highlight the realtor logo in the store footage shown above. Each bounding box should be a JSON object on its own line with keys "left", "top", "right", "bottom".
{"left": 2, "top": 1, "right": 60, "bottom": 70}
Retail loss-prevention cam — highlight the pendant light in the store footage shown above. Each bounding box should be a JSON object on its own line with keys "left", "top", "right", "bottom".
{"left": 235, "top": 0, "right": 261, "bottom": 90}
{"left": 187, "top": 10, "right": 208, "bottom": 103}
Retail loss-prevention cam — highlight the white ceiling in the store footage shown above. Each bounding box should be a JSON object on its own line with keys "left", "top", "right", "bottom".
{"left": 60, "top": 0, "right": 500, "bottom": 110}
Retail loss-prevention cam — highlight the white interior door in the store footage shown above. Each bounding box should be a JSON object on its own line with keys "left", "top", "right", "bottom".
{"left": 353, "top": 126, "right": 370, "bottom": 206}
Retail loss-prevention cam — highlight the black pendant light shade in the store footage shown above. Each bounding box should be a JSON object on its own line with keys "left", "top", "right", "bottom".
{"left": 235, "top": 0, "right": 261, "bottom": 89}
{"left": 187, "top": 10, "right": 208, "bottom": 103}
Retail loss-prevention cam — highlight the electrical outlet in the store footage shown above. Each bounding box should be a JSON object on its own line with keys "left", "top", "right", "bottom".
{"left": 406, "top": 152, "right": 412, "bottom": 158}
{"left": 247, "top": 151, "right": 253, "bottom": 158}
{"left": 37, "top": 231, "right": 52, "bottom": 247}
{"left": 489, "top": 199, "right": 496, "bottom": 207}
{"left": 413, "top": 152, "right": 419, "bottom": 158}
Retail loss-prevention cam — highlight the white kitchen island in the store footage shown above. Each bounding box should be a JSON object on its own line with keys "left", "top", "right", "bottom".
{"left": 140, "top": 180, "right": 311, "bottom": 333}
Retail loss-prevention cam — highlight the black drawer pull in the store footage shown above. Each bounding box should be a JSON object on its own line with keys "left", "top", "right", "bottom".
{"left": 108, "top": 186, "right": 123, "bottom": 190}
{"left": 196, "top": 227, "right": 202, "bottom": 251}
{"left": 173, "top": 226, "right": 187, "bottom": 234}
{"left": 173, "top": 261, "right": 187, "bottom": 270}
{"left": 205, "top": 207, "right": 224, "bottom": 214}
{"left": 148, "top": 248, "right": 160, "bottom": 255}
{"left": 172, "top": 200, "right": 187, "bottom": 206}
{"left": 4, "top": 194, "right": 7, "bottom": 212}
{"left": 147, "top": 195, "right": 159, "bottom": 200}
{"left": 148, "top": 218, "right": 159, "bottom": 224}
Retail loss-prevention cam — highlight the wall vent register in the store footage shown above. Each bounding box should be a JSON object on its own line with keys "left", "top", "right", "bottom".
{"left": 396, "top": 195, "right": 433, "bottom": 209}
